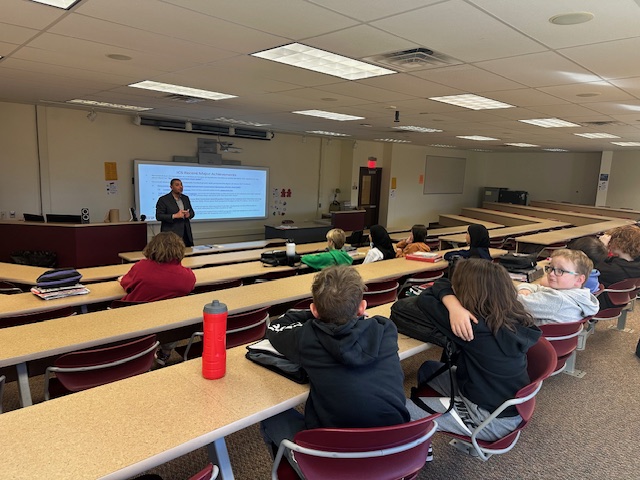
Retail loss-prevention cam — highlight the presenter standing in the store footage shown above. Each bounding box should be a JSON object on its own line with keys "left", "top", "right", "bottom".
{"left": 155, "top": 178, "right": 195, "bottom": 247}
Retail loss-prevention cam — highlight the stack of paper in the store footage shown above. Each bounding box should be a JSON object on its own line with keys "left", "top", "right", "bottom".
{"left": 30, "top": 284, "right": 90, "bottom": 300}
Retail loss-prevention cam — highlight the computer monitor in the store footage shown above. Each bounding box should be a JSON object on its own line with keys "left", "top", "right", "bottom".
{"left": 45, "top": 213, "right": 82, "bottom": 224}
{"left": 23, "top": 213, "right": 45, "bottom": 222}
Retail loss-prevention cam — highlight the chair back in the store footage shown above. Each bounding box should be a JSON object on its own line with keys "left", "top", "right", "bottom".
{"left": 0, "top": 305, "right": 76, "bottom": 329}
{"left": 516, "top": 336, "right": 556, "bottom": 421}
{"left": 364, "top": 280, "right": 399, "bottom": 308}
{"left": 290, "top": 416, "right": 438, "bottom": 480}
{"left": 0, "top": 281, "right": 22, "bottom": 295}
{"left": 539, "top": 318, "right": 588, "bottom": 373}
{"left": 227, "top": 307, "right": 270, "bottom": 348}
{"left": 254, "top": 269, "right": 297, "bottom": 282}
{"left": 188, "top": 463, "right": 219, "bottom": 480}
{"left": 46, "top": 334, "right": 158, "bottom": 398}
{"left": 192, "top": 279, "right": 242, "bottom": 295}
{"left": 599, "top": 278, "right": 637, "bottom": 306}
{"left": 292, "top": 298, "right": 313, "bottom": 310}
{"left": 109, "top": 299, "right": 147, "bottom": 309}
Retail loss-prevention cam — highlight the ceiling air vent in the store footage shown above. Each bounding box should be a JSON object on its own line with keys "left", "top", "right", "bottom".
{"left": 364, "top": 47, "right": 459, "bottom": 71}
{"left": 164, "top": 93, "right": 206, "bottom": 104}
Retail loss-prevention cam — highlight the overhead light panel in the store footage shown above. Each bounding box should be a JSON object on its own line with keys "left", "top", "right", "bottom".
{"left": 212, "top": 117, "right": 270, "bottom": 127}
{"left": 252, "top": 43, "right": 396, "bottom": 80}
{"left": 611, "top": 142, "right": 640, "bottom": 146}
{"left": 129, "top": 81, "right": 237, "bottom": 101}
{"left": 505, "top": 143, "right": 539, "bottom": 147}
{"left": 374, "top": 138, "right": 411, "bottom": 143}
{"left": 393, "top": 126, "right": 443, "bottom": 133}
{"left": 574, "top": 132, "right": 620, "bottom": 139}
{"left": 430, "top": 144, "right": 456, "bottom": 148}
{"left": 428, "top": 94, "right": 515, "bottom": 110}
{"left": 293, "top": 110, "right": 364, "bottom": 121}
{"left": 457, "top": 135, "right": 499, "bottom": 141}
{"left": 306, "top": 131, "right": 350, "bottom": 137}
{"left": 543, "top": 148, "right": 569, "bottom": 152}
{"left": 519, "top": 118, "right": 580, "bottom": 128}
{"left": 67, "top": 99, "right": 153, "bottom": 112}
{"left": 29, "top": 0, "right": 80, "bottom": 9}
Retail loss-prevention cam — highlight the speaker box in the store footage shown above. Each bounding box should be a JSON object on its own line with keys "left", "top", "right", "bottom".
{"left": 80, "top": 207, "right": 90, "bottom": 224}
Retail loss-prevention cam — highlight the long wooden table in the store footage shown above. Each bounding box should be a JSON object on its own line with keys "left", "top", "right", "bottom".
{"left": 515, "top": 220, "right": 632, "bottom": 251}
{"left": 483, "top": 201, "right": 622, "bottom": 226}
{"left": 438, "top": 221, "right": 570, "bottom": 248}
{"left": 0, "top": 302, "right": 429, "bottom": 480}
{"left": 437, "top": 214, "right": 503, "bottom": 229}
{"left": 461, "top": 207, "right": 546, "bottom": 226}
{"left": 3, "top": 252, "right": 507, "bottom": 408}
{"left": 529, "top": 200, "right": 640, "bottom": 221}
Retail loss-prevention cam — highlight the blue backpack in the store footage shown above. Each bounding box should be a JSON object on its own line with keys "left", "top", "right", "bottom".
{"left": 36, "top": 268, "right": 82, "bottom": 288}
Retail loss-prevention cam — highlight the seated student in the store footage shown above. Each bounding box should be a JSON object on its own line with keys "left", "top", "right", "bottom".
{"left": 568, "top": 236, "right": 608, "bottom": 294}
{"left": 595, "top": 224, "right": 640, "bottom": 309}
{"left": 516, "top": 249, "right": 599, "bottom": 325}
{"left": 363, "top": 224, "right": 396, "bottom": 264}
{"left": 261, "top": 266, "right": 410, "bottom": 472}
{"left": 406, "top": 259, "right": 541, "bottom": 441}
{"left": 443, "top": 224, "right": 492, "bottom": 261}
{"left": 395, "top": 224, "right": 431, "bottom": 257}
{"left": 118, "top": 232, "right": 196, "bottom": 365}
{"left": 300, "top": 228, "right": 353, "bottom": 270}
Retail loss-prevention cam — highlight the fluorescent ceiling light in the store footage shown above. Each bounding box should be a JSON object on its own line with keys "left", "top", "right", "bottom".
{"left": 374, "top": 138, "right": 411, "bottom": 143}
{"left": 543, "top": 148, "right": 569, "bottom": 152}
{"left": 252, "top": 43, "right": 396, "bottom": 80}
{"left": 457, "top": 135, "right": 499, "bottom": 141}
{"left": 393, "top": 126, "right": 443, "bottom": 133}
{"left": 574, "top": 132, "right": 620, "bottom": 139}
{"left": 129, "top": 81, "right": 237, "bottom": 101}
{"left": 519, "top": 118, "right": 580, "bottom": 128}
{"left": 430, "top": 144, "right": 455, "bottom": 148}
{"left": 306, "top": 130, "right": 350, "bottom": 137}
{"left": 29, "top": 0, "right": 80, "bottom": 9}
{"left": 292, "top": 110, "right": 364, "bottom": 121}
{"left": 505, "top": 143, "right": 539, "bottom": 147}
{"left": 211, "top": 117, "right": 270, "bottom": 127}
{"left": 428, "top": 94, "right": 514, "bottom": 110}
{"left": 611, "top": 142, "right": 640, "bottom": 146}
{"left": 67, "top": 99, "right": 153, "bottom": 112}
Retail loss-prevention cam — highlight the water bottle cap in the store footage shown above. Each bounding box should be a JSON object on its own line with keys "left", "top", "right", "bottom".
{"left": 204, "top": 299, "right": 227, "bottom": 314}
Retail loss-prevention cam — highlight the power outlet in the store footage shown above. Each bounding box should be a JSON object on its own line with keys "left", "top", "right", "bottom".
{"left": 9, "top": 211, "right": 15, "bottom": 218}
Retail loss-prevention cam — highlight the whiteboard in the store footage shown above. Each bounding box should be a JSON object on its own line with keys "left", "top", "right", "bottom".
{"left": 423, "top": 156, "right": 466, "bottom": 194}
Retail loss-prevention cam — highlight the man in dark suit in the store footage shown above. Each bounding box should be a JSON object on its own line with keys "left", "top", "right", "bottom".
{"left": 155, "top": 178, "right": 195, "bottom": 247}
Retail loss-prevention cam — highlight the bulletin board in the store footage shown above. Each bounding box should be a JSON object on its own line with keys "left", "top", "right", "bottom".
{"left": 423, "top": 156, "right": 466, "bottom": 194}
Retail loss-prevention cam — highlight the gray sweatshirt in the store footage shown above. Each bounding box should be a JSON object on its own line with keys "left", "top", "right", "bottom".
{"left": 516, "top": 284, "right": 600, "bottom": 326}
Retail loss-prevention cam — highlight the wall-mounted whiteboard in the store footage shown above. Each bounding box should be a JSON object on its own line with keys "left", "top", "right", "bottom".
{"left": 423, "top": 156, "right": 466, "bottom": 194}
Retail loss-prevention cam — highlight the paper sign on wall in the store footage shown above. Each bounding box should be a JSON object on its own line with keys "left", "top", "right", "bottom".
{"left": 104, "top": 162, "right": 118, "bottom": 181}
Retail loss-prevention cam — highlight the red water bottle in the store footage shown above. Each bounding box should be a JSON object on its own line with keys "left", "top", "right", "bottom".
{"left": 202, "top": 299, "right": 227, "bottom": 379}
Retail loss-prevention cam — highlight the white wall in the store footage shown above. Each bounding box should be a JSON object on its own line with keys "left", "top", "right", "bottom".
{"left": 606, "top": 151, "right": 640, "bottom": 209}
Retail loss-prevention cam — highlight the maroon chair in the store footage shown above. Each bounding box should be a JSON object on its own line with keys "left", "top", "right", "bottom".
{"left": 44, "top": 334, "right": 159, "bottom": 400}
{"left": 413, "top": 337, "right": 556, "bottom": 461}
{"left": 364, "top": 280, "right": 400, "bottom": 308}
{"left": 291, "top": 298, "right": 313, "bottom": 310}
{"left": 192, "top": 278, "right": 242, "bottom": 295}
{"left": 593, "top": 278, "right": 637, "bottom": 331}
{"left": 0, "top": 281, "right": 22, "bottom": 295}
{"left": 273, "top": 415, "right": 439, "bottom": 480}
{"left": 109, "top": 299, "right": 147, "bottom": 309}
{"left": 0, "top": 374, "right": 5, "bottom": 414}
{"left": 539, "top": 317, "right": 591, "bottom": 378}
{"left": 179, "top": 307, "right": 271, "bottom": 360}
{"left": 399, "top": 268, "right": 446, "bottom": 298}
{"left": 254, "top": 269, "right": 298, "bottom": 282}
{"left": 189, "top": 463, "right": 219, "bottom": 480}
{"left": 0, "top": 305, "right": 76, "bottom": 329}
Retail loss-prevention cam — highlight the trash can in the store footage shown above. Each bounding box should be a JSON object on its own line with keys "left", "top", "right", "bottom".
{"left": 9, "top": 250, "right": 57, "bottom": 268}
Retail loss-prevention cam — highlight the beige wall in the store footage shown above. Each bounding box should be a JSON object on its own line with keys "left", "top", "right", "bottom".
{"left": 607, "top": 151, "right": 640, "bottom": 209}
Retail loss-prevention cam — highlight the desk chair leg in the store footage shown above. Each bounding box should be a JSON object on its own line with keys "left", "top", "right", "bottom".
{"left": 609, "top": 309, "right": 634, "bottom": 333}
{"left": 562, "top": 351, "right": 586, "bottom": 378}
{"left": 16, "top": 363, "right": 33, "bottom": 408}
{"left": 208, "top": 438, "right": 234, "bottom": 480}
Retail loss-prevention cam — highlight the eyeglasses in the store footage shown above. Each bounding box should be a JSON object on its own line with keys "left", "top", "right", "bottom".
{"left": 544, "top": 265, "right": 579, "bottom": 276}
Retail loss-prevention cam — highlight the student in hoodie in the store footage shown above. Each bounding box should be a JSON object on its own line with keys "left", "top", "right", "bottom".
{"left": 362, "top": 224, "right": 396, "bottom": 264}
{"left": 406, "top": 259, "right": 541, "bottom": 441}
{"left": 300, "top": 228, "right": 353, "bottom": 270}
{"left": 395, "top": 224, "right": 431, "bottom": 258}
{"left": 516, "top": 249, "right": 599, "bottom": 325}
{"left": 568, "top": 236, "right": 608, "bottom": 294}
{"left": 443, "top": 223, "right": 492, "bottom": 261}
{"left": 260, "top": 265, "right": 410, "bottom": 469}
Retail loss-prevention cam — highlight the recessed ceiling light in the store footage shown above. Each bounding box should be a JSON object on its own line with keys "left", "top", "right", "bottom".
{"left": 505, "top": 143, "right": 540, "bottom": 147}
{"left": 611, "top": 142, "right": 640, "bottom": 146}
{"left": 306, "top": 130, "right": 350, "bottom": 137}
{"left": 430, "top": 144, "right": 455, "bottom": 148}
{"left": 519, "top": 118, "right": 580, "bottom": 128}
{"left": 549, "top": 12, "right": 594, "bottom": 25}
{"left": 29, "top": 0, "right": 80, "bottom": 9}
{"left": 428, "top": 94, "right": 515, "bottom": 110}
{"left": 106, "top": 54, "right": 132, "bottom": 61}
{"left": 543, "top": 148, "right": 569, "bottom": 152}
{"left": 393, "top": 126, "right": 443, "bottom": 133}
{"left": 211, "top": 117, "right": 270, "bottom": 127}
{"left": 251, "top": 43, "right": 396, "bottom": 80}
{"left": 457, "top": 135, "right": 500, "bottom": 141}
{"left": 129, "top": 81, "right": 237, "bottom": 101}
{"left": 374, "top": 138, "right": 411, "bottom": 143}
{"left": 471, "top": 149, "right": 492, "bottom": 152}
{"left": 360, "top": 123, "right": 372, "bottom": 127}
{"left": 292, "top": 110, "right": 364, "bottom": 121}
{"left": 574, "top": 132, "right": 620, "bottom": 139}
{"left": 67, "top": 99, "right": 153, "bottom": 111}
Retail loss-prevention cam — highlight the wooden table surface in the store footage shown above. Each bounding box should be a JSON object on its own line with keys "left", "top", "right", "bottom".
{"left": 437, "top": 214, "right": 503, "bottom": 229}
{"left": 529, "top": 200, "right": 640, "bottom": 221}
{"left": 483, "top": 201, "right": 622, "bottom": 226}
{"left": 514, "top": 219, "right": 633, "bottom": 249}
{"left": 438, "top": 221, "right": 570, "bottom": 247}
{"left": 461, "top": 207, "right": 547, "bottom": 226}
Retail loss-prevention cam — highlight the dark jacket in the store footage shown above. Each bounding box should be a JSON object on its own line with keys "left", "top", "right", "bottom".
{"left": 417, "top": 278, "right": 541, "bottom": 414}
{"left": 595, "top": 256, "right": 640, "bottom": 309}
{"left": 155, "top": 192, "right": 195, "bottom": 247}
{"left": 267, "top": 309, "right": 410, "bottom": 430}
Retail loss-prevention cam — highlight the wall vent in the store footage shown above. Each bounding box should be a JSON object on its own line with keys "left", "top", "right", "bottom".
{"left": 364, "top": 47, "right": 459, "bottom": 70}
{"left": 164, "top": 93, "right": 206, "bottom": 104}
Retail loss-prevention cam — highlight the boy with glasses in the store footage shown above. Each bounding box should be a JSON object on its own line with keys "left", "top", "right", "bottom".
{"left": 516, "top": 249, "right": 599, "bottom": 326}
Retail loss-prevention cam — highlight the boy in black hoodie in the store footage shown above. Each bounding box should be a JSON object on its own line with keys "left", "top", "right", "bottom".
{"left": 261, "top": 265, "right": 409, "bottom": 468}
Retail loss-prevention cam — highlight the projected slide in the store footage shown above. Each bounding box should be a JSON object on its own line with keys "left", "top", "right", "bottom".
{"left": 135, "top": 160, "right": 268, "bottom": 222}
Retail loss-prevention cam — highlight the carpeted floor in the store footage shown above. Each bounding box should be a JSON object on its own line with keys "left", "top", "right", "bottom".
{"left": 2, "top": 309, "right": 639, "bottom": 479}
